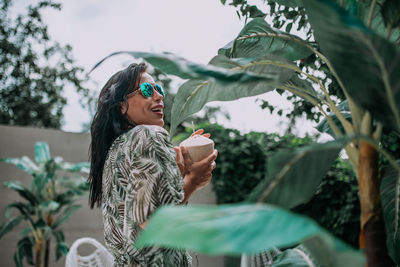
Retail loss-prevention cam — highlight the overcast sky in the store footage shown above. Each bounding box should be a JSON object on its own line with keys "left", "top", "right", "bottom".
{"left": 32, "top": 0, "right": 316, "bottom": 136}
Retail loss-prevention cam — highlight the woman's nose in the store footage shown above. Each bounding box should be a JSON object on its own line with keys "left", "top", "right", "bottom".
{"left": 152, "top": 88, "right": 163, "bottom": 100}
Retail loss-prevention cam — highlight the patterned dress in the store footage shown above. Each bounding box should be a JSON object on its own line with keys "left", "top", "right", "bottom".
{"left": 102, "top": 125, "right": 192, "bottom": 266}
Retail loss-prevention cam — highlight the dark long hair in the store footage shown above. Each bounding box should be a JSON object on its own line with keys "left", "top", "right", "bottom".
{"left": 88, "top": 62, "right": 147, "bottom": 208}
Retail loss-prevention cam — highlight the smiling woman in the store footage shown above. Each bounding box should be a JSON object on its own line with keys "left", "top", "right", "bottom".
{"left": 88, "top": 63, "right": 218, "bottom": 266}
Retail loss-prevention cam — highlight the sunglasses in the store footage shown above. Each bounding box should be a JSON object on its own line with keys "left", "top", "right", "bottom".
{"left": 129, "top": 82, "right": 165, "bottom": 98}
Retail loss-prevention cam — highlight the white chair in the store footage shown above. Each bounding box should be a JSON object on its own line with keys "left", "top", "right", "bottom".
{"left": 65, "top": 237, "right": 114, "bottom": 267}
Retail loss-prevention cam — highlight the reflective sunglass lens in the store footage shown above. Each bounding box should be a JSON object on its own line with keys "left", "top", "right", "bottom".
{"left": 155, "top": 84, "right": 165, "bottom": 97}
{"left": 140, "top": 83, "right": 153, "bottom": 97}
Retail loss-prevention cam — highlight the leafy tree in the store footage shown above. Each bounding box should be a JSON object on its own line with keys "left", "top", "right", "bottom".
{"left": 224, "top": 0, "right": 400, "bottom": 133}
{"left": 0, "top": 0, "right": 89, "bottom": 128}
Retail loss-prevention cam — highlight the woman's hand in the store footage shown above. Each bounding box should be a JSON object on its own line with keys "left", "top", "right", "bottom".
{"left": 179, "top": 147, "right": 218, "bottom": 205}
{"left": 182, "top": 146, "right": 217, "bottom": 191}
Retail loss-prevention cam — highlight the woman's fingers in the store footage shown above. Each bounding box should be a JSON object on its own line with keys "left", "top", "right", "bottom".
{"left": 174, "top": 146, "right": 185, "bottom": 176}
{"left": 174, "top": 146, "right": 181, "bottom": 161}
{"left": 210, "top": 161, "right": 216, "bottom": 170}
{"left": 190, "top": 129, "right": 211, "bottom": 138}
{"left": 199, "top": 149, "right": 218, "bottom": 167}
{"left": 191, "top": 129, "right": 204, "bottom": 136}
{"left": 180, "top": 145, "right": 193, "bottom": 165}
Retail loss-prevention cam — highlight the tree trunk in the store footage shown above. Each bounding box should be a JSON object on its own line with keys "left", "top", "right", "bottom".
{"left": 35, "top": 239, "right": 41, "bottom": 267}
{"left": 44, "top": 239, "right": 50, "bottom": 267}
{"left": 45, "top": 215, "right": 53, "bottom": 267}
{"left": 357, "top": 141, "right": 394, "bottom": 267}
{"left": 35, "top": 238, "right": 45, "bottom": 267}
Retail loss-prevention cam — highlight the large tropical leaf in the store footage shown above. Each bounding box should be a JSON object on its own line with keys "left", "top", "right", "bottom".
{"left": 19, "top": 227, "right": 32, "bottom": 237}
{"left": 52, "top": 204, "right": 81, "bottom": 229}
{"left": 136, "top": 203, "right": 364, "bottom": 265}
{"left": 5, "top": 202, "right": 34, "bottom": 225}
{"left": 52, "top": 229, "right": 69, "bottom": 260}
{"left": 271, "top": 247, "right": 316, "bottom": 267}
{"left": 4, "top": 181, "right": 38, "bottom": 205}
{"left": 317, "top": 100, "right": 352, "bottom": 137}
{"left": 59, "top": 162, "right": 90, "bottom": 173}
{"left": 303, "top": 0, "right": 400, "bottom": 132}
{"left": 218, "top": 17, "right": 314, "bottom": 61}
{"left": 349, "top": 0, "right": 399, "bottom": 43}
{"left": 1, "top": 156, "right": 39, "bottom": 175}
{"left": 381, "top": 0, "right": 400, "bottom": 30}
{"left": 14, "top": 236, "right": 34, "bottom": 267}
{"left": 301, "top": 235, "right": 366, "bottom": 266}
{"left": 55, "top": 242, "right": 69, "bottom": 261}
{"left": 380, "top": 162, "right": 400, "bottom": 264}
{"left": 170, "top": 55, "right": 298, "bottom": 136}
{"left": 91, "top": 51, "right": 276, "bottom": 82}
{"left": 247, "top": 138, "right": 350, "bottom": 208}
{"left": 0, "top": 216, "right": 24, "bottom": 239}
{"left": 39, "top": 201, "right": 60, "bottom": 213}
{"left": 32, "top": 173, "right": 50, "bottom": 197}
{"left": 34, "top": 142, "right": 51, "bottom": 164}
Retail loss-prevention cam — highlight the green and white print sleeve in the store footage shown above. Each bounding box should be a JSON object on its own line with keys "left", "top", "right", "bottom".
{"left": 127, "top": 125, "right": 185, "bottom": 224}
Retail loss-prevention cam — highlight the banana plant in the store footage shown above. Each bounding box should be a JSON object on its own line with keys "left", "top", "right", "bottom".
{"left": 0, "top": 142, "right": 89, "bottom": 267}
{"left": 90, "top": 0, "right": 399, "bottom": 265}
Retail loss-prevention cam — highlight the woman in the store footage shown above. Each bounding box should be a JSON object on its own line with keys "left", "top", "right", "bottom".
{"left": 88, "top": 62, "right": 218, "bottom": 266}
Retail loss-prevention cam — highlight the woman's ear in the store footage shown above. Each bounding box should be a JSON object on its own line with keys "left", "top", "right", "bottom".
{"left": 120, "top": 101, "right": 127, "bottom": 115}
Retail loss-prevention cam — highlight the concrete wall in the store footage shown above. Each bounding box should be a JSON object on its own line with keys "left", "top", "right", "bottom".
{"left": 0, "top": 125, "right": 223, "bottom": 267}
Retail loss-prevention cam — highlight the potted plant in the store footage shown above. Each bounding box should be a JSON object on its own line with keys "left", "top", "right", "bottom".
{"left": 0, "top": 142, "right": 90, "bottom": 267}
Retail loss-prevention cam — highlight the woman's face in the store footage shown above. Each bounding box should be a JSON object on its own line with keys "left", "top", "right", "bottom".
{"left": 122, "top": 72, "right": 164, "bottom": 127}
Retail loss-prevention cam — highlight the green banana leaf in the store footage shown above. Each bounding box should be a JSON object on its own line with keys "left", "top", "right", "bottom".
{"left": 39, "top": 201, "right": 60, "bottom": 213}
{"left": 5, "top": 202, "right": 34, "bottom": 225}
{"left": 52, "top": 204, "right": 81, "bottom": 229}
{"left": 136, "top": 203, "right": 364, "bottom": 265}
{"left": 1, "top": 156, "right": 39, "bottom": 175}
{"left": 59, "top": 162, "right": 90, "bottom": 173}
{"left": 303, "top": 0, "right": 400, "bottom": 133}
{"left": 91, "top": 51, "right": 275, "bottom": 82}
{"left": 19, "top": 227, "right": 32, "bottom": 237}
{"left": 4, "top": 181, "right": 38, "bottom": 205}
{"left": 380, "top": 0, "right": 400, "bottom": 35}
{"left": 317, "top": 100, "right": 352, "bottom": 137}
{"left": 53, "top": 230, "right": 69, "bottom": 261}
{"left": 14, "top": 236, "right": 34, "bottom": 267}
{"left": 56, "top": 242, "right": 69, "bottom": 261}
{"left": 34, "top": 142, "right": 51, "bottom": 164}
{"left": 52, "top": 229, "right": 69, "bottom": 260}
{"left": 301, "top": 235, "right": 366, "bottom": 266}
{"left": 271, "top": 247, "right": 315, "bottom": 267}
{"left": 32, "top": 173, "right": 49, "bottom": 197}
{"left": 247, "top": 137, "right": 350, "bottom": 208}
{"left": 5, "top": 202, "right": 32, "bottom": 218}
{"left": 380, "top": 162, "right": 400, "bottom": 264}
{"left": 218, "top": 17, "right": 314, "bottom": 61}
{"left": 0, "top": 216, "right": 24, "bottom": 239}
{"left": 170, "top": 55, "right": 297, "bottom": 136}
